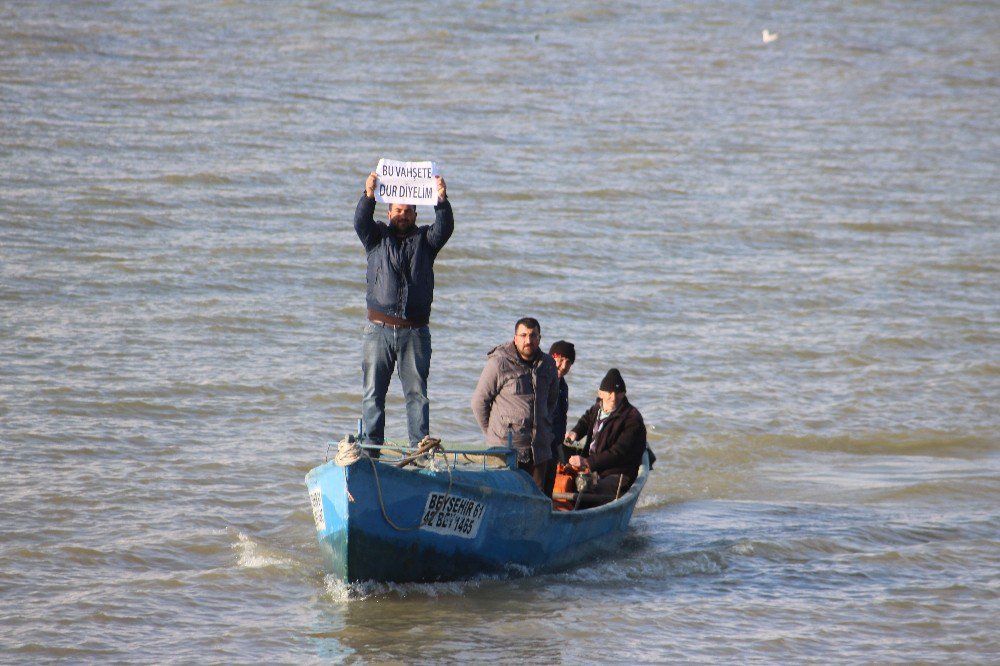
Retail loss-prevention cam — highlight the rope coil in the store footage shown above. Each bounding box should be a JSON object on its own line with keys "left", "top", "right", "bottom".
{"left": 334, "top": 437, "right": 364, "bottom": 466}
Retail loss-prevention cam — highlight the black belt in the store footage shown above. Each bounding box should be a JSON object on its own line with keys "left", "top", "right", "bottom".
{"left": 367, "top": 309, "right": 426, "bottom": 328}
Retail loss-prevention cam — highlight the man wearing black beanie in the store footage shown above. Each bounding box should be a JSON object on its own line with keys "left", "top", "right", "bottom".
{"left": 544, "top": 340, "right": 576, "bottom": 494}
{"left": 565, "top": 368, "right": 647, "bottom": 498}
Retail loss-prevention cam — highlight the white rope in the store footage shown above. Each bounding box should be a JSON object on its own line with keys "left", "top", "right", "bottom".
{"left": 334, "top": 437, "right": 364, "bottom": 466}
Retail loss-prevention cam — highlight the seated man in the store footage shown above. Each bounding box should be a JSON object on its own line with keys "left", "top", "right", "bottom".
{"left": 564, "top": 368, "right": 646, "bottom": 498}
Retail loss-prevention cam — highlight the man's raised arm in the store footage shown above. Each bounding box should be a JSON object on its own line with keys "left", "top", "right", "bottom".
{"left": 427, "top": 175, "right": 454, "bottom": 250}
{"left": 354, "top": 171, "right": 380, "bottom": 250}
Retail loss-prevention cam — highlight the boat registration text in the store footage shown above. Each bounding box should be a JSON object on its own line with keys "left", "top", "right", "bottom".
{"left": 309, "top": 487, "right": 325, "bottom": 531}
{"left": 420, "top": 493, "right": 485, "bottom": 539}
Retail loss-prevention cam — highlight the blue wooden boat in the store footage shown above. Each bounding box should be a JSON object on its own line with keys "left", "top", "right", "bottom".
{"left": 304, "top": 439, "right": 651, "bottom": 583}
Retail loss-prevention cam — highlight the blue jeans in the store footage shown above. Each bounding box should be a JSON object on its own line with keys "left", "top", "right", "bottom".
{"left": 362, "top": 322, "right": 431, "bottom": 447}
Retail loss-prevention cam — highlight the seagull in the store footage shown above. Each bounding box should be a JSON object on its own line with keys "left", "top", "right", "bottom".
{"left": 762, "top": 29, "right": 778, "bottom": 44}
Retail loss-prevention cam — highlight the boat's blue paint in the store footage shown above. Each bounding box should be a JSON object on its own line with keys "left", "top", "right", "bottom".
{"left": 305, "top": 445, "right": 650, "bottom": 583}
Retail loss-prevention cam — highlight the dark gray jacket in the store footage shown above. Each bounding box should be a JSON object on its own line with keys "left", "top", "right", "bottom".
{"left": 471, "top": 342, "right": 559, "bottom": 464}
{"left": 354, "top": 195, "right": 454, "bottom": 323}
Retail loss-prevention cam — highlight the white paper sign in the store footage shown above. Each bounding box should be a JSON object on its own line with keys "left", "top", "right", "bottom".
{"left": 374, "top": 158, "right": 438, "bottom": 206}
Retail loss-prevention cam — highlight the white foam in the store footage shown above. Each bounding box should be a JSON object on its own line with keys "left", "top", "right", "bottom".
{"left": 232, "top": 531, "right": 296, "bottom": 569}
{"left": 323, "top": 572, "right": 516, "bottom": 601}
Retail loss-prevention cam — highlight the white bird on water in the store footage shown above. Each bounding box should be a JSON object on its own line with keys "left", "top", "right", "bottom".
{"left": 762, "top": 29, "right": 778, "bottom": 44}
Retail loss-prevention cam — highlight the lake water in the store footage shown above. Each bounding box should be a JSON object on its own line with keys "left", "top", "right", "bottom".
{"left": 2, "top": 1, "right": 998, "bottom": 663}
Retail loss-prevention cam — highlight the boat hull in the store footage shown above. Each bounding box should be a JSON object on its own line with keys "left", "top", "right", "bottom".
{"left": 305, "top": 450, "right": 649, "bottom": 583}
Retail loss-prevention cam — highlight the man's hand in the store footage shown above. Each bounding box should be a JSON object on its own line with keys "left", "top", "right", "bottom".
{"left": 435, "top": 175, "right": 447, "bottom": 203}
{"left": 365, "top": 171, "right": 378, "bottom": 199}
{"left": 568, "top": 454, "right": 589, "bottom": 470}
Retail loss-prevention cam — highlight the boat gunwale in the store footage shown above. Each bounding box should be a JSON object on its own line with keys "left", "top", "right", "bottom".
{"left": 306, "top": 448, "right": 652, "bottom": 517}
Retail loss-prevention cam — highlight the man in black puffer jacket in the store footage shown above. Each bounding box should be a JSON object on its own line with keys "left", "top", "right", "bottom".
{"left": 565, "top": 368, "right": 647, "bottom": 497}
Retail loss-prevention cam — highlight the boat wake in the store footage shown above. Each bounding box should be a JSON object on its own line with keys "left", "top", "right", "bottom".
{"left": 323, "top": 570, "right": 527, "bottom": 602}
{"left": 556, "top": 538, "right": 729, "bottom": 584}
{"left": 232, "top": 530, "right": 299, "bottom": 570}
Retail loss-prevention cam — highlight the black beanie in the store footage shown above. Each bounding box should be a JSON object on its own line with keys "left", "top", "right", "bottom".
{"left": 599, "top": 368, "right": 626, "bottom": 393}
{"left": 548, "top": 340, "right": 575, "bottom": 364}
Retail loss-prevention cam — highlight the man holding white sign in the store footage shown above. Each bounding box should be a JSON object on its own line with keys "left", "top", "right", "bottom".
{"left": 354, "top": 160, "right": 453, "bottom": 452}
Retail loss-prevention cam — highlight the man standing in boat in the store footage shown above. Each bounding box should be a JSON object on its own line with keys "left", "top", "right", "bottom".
{"left": 471, "top": 318, "right": 560, "bottom": 489}
{"left": 544, "top": 340, "right": 576, "bottom": 495}
{"left": 355, "top": 169, "right": 453, "bottom": 452}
